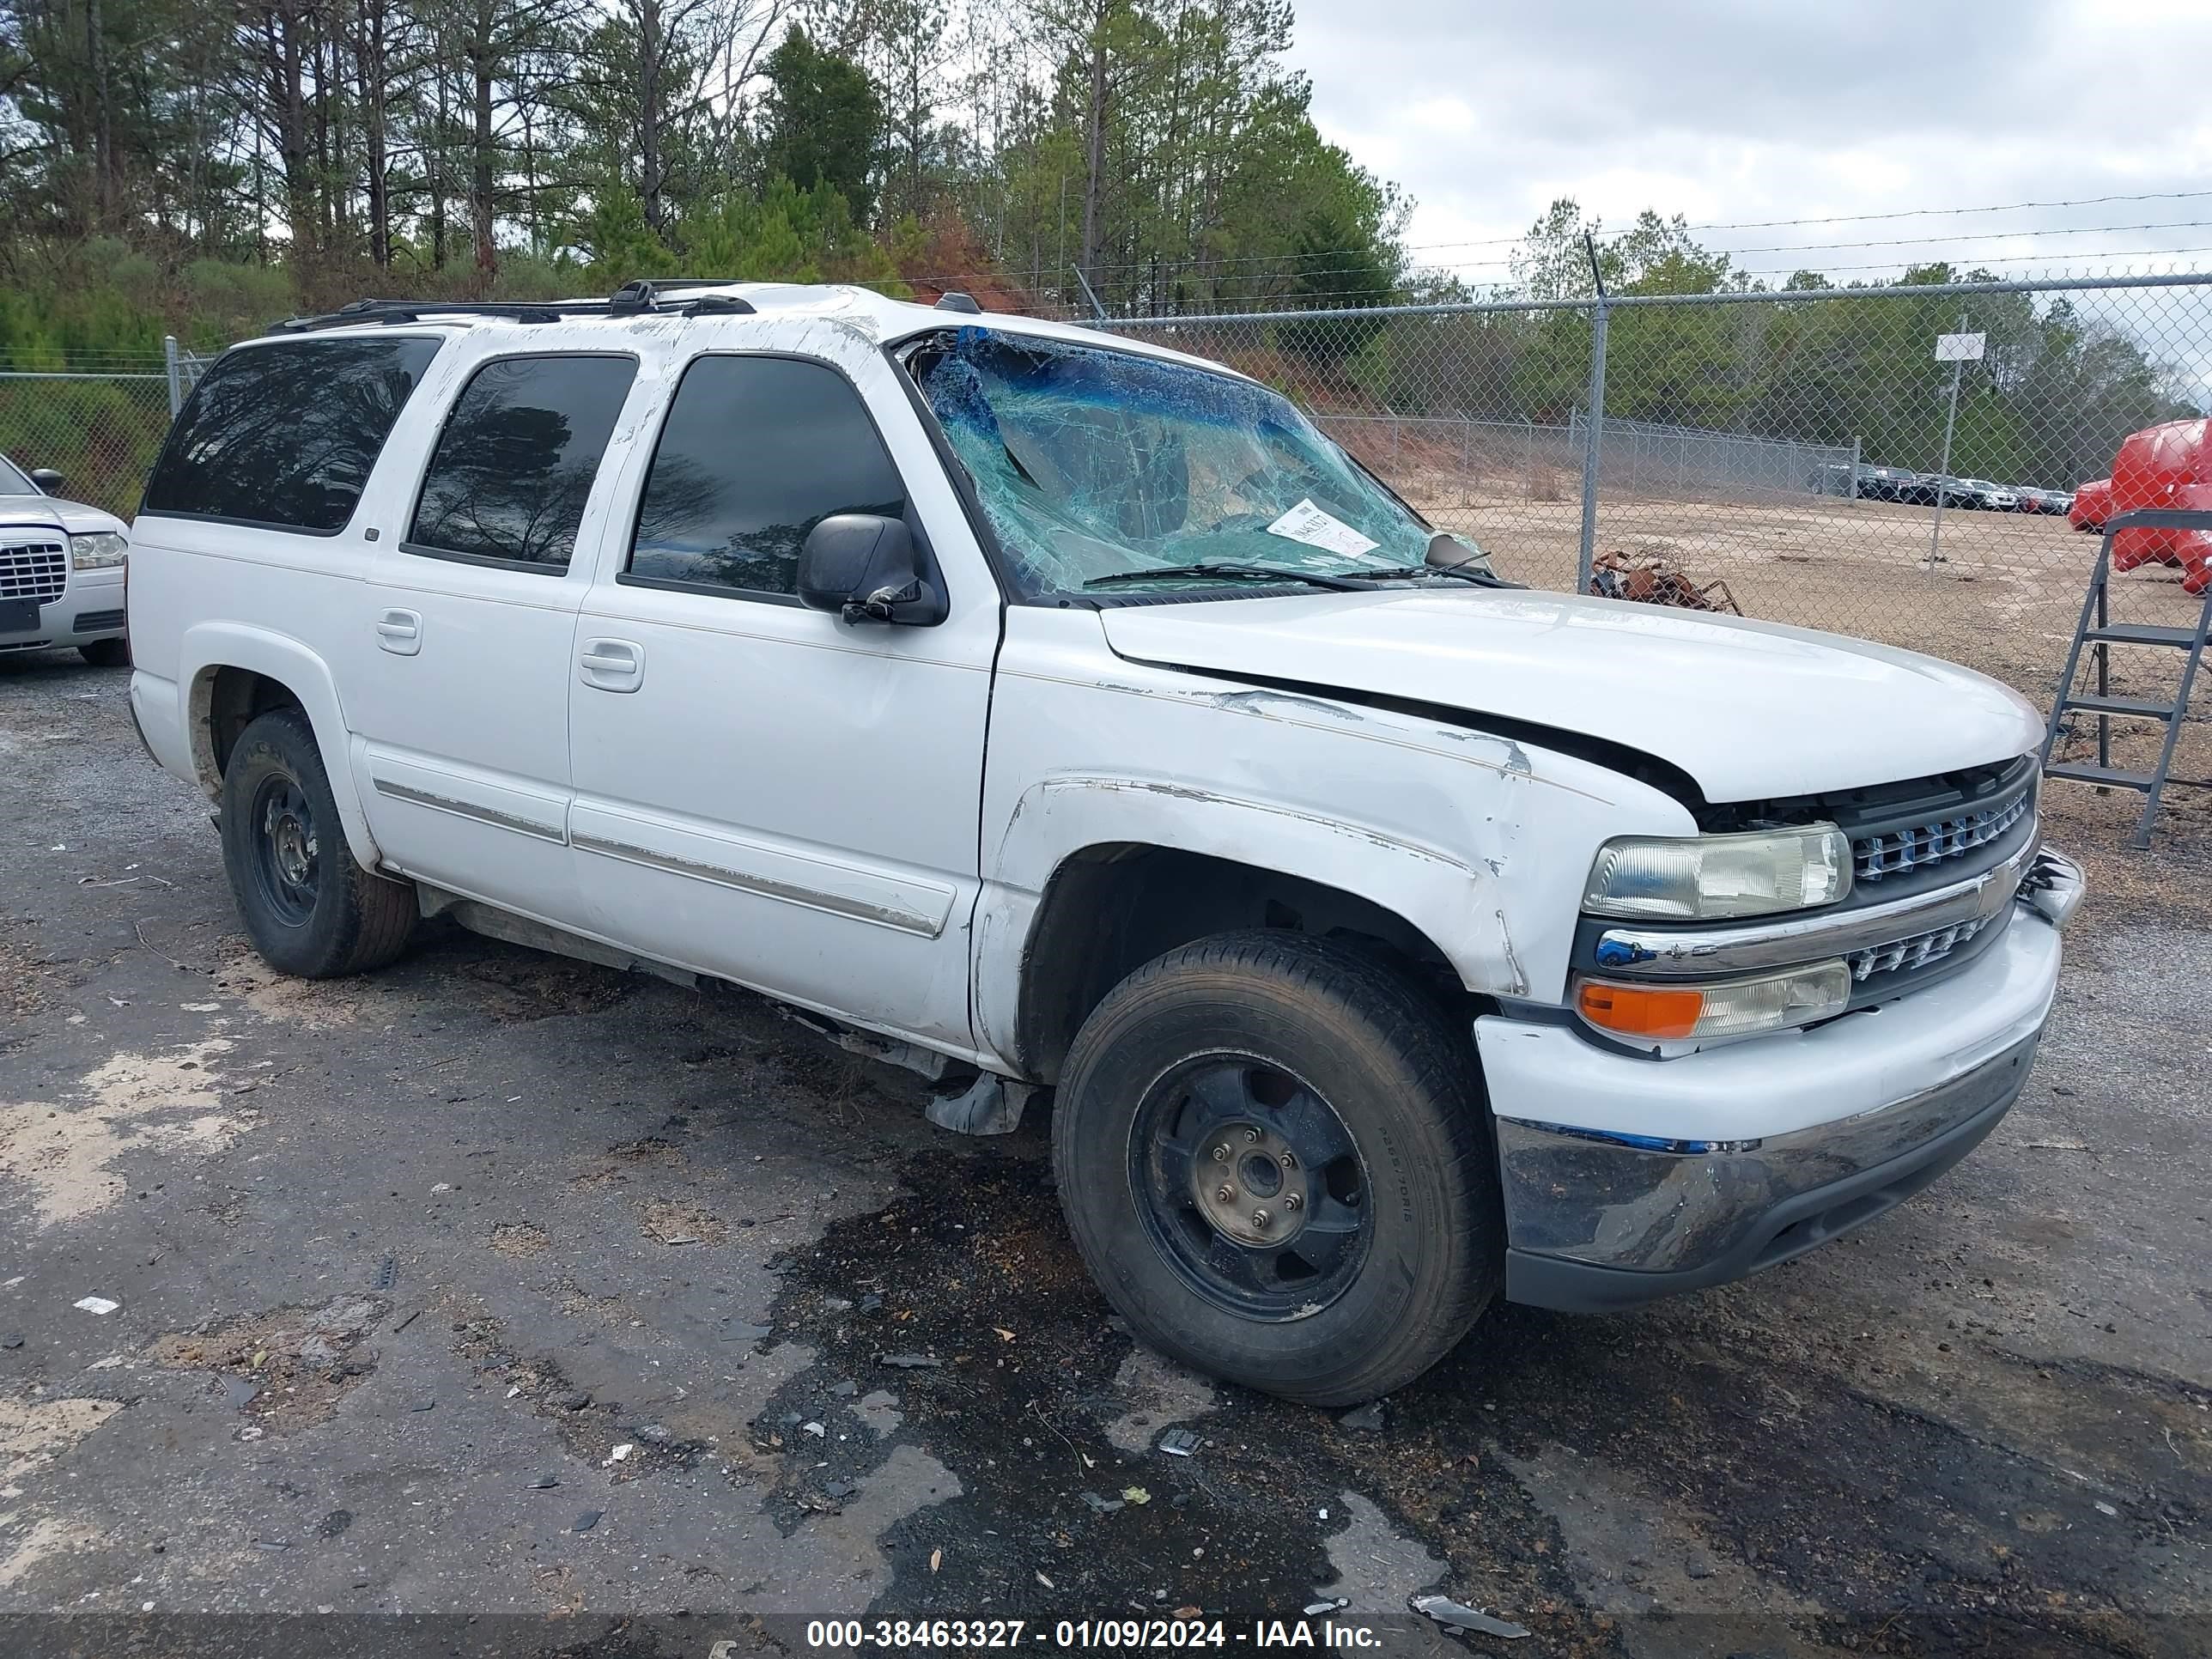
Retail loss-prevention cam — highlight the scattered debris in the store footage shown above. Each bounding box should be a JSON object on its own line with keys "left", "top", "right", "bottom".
{"left": 572, "top": 1510, "right": 603, "bottom": 1533}
{"left": 823, "top": 1478, "right": 859, "bottom": 1502}
{"left": 1036, "top": 1571, "right": 1055, "bottom": 1590}
{"left": 530, "top": 1474, "right": 560, "bottom": 1490}
{"left": 1410, "top": 1595, "right": 1529, "bottom": 1639}
{"left": 371, "top": 1256, "right": 397, "bottom": 1292}
{"left": 315, "top": 1510, "right": 351, "bottom": 1539}
{"left": 1304, "top": 1598, "right": 1348, "bottom": 1617}
{"left": 1684, "top": 1554, "right": 1713, "bottom": 1580}
{"left": 392, "top": 1310, "right": 421, "bottom": 1334}
{"left": 1589, "top": 549, "right": 1741, "bottom": 615}
{"left": 1158, "top": 1428, "right": 1200, "bottom": 1457}
{"left": 1080, "top": 1492, "right": 1124, "bottom": 1514}
{"left": 830, "top": 1380, "right": 858, "bottom": 1399}
{"left": 718, "top": 1321, "right": 771, "bottom": 1343}
{"left": 1, "top": 1334, "right": 22, "bottom": 1350}
{"left": 1338, "top": 1401, "right": 1387, "bottom": 1434}
{"left": 1121, "top": 1487, "right": 1152, "bottom": 1505}
{"left": 74, "top": 1296, "right": 119, "bottom": 1316}
{"left": 406, "top": 1397, "right": 435, "bottom": 1413}
{"left": 2094, "top": 1501, "right": 2118, "bottom": 1516}
{"left": 555, "top": 1390, "right": 592, "bottom": 1411}
{"left": 929, "top": 1548, "right": 942, "bottom": 1573}
{"left": 803, "top": 1421, "right": 827, "bottom": 1438}
{"left": 605, "top": 1443, "right": 635, "bottom": 1465}
{"left": 253, "top": 1536, "right": 291, "bottom": 1551}
{"left": 881, "top": 1352, "right": 940, "bottom": 1370}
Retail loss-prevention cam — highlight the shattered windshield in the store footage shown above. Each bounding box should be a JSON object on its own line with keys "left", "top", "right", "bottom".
{"left": 907, "top": 328, "right": 1481, "bottom": 598}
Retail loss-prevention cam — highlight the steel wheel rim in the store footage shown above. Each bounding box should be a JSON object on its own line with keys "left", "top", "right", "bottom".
{"left": 249, "top": 773, "right": 319, "bottom": 927}
{"left": 1127, "top": 1054, "right": 1372, "bottom": 1322}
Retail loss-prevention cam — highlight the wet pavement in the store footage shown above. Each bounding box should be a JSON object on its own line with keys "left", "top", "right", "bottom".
{"left": 1, "top": 653, "right": 2207, "bottom": 1657}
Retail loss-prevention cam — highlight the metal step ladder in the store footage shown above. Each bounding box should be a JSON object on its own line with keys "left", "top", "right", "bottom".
{"left": 2041, "top": 507, "right": 2212, "bottom": 848}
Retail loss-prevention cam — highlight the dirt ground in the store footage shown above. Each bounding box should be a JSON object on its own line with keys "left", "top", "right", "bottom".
{"left": 1, "top": 649, "right": 2208, "bottom": 1659}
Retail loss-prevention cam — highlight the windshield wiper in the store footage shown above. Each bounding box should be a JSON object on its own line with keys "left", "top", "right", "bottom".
{"left": 1359, "top": 562, "right": 1516, "bottom": 589}
{"left": 1083, "top": 562, "right": 1371, "bottom": 592}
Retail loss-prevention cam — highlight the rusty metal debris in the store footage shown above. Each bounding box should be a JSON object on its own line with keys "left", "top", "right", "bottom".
{"left": 1589, "top": 550, "right": 1741, "bottom": 614}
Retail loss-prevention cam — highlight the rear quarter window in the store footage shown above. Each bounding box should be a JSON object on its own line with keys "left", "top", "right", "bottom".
{"left": 142, "top": 337, "right": 443, "bottom": 534}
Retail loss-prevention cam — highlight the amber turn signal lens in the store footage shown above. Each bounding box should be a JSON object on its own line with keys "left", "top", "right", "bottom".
{"left": 1577, "top": 981, "right": 1705, "bottom": 1039}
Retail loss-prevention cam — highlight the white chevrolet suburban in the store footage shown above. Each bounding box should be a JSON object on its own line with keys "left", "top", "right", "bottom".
{"left": 125, "top": 281, "right": 2083, "bottom": 1406}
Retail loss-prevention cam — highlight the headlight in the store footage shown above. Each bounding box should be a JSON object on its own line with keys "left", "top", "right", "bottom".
{"left": 1583, "top": 826, "right": 1851, "bottom": 920}
{"left": 70, "top": 532, "right": 128, "bottom": 569}
{"left": 1577, "top": 960, "right": 1852, "bottom": 1041}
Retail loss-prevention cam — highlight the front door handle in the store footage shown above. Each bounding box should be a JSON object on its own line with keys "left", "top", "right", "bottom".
{"left": 579, "top": 637, "right": 643, "bottom": 692}
{"left": 376, "top": 607, "right": 422, "bottom": 656}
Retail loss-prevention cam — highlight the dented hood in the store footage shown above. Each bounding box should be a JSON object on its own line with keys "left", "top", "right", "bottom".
{"left": 1097, "top": 586, "right": 2045, "bottom": 801}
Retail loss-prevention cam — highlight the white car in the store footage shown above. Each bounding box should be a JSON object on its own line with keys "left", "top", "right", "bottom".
{"left": 1, "top": 454, "right": 131, "bottom": 665}
{"left": 121, "top": 282, "right": 2082, "bottom": 1405}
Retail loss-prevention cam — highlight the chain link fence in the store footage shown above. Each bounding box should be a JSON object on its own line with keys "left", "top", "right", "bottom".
{"left": 0, "top": 337, "right": 214, "bottom": 520}
{"left": 6, "top": 283, "right": 2207, "bottom": 805}
{"left": 1103, "top": 274, "right": 2212, "bottom": 718}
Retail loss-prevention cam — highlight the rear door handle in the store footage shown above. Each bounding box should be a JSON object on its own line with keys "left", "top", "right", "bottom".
{"left": 579, "top": 637, "right": 643, "bottom": 692}
{"left": 375, "top": 607, "right": 422, "bottom": 656}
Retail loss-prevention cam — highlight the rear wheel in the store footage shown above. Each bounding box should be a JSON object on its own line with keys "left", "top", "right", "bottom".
{"left": 79, "top": 638, "right": 129, "bottom": 667}
{"left": 219, "top": 708, "right": 416, "bottom": 978}
{"left": 1052, "top": 931, "right": 1502, "bottom": 1406}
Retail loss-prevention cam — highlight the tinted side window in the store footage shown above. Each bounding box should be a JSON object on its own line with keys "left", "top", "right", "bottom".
{"left": 408, "top": 355, "right": 637, "bottom": 570}
{"left": 629, "top": 356, "right": 906, "bottom": 597}
{"left": 143, "top": 337, "right": 441, "bottom": 532}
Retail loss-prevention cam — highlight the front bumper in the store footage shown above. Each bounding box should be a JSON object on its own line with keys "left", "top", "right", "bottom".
{"left": 1481, "top": 853, "right": 2077, "bottom": 1310}
{"left": 0, "top": 565, "right": 125, "bottom": 652}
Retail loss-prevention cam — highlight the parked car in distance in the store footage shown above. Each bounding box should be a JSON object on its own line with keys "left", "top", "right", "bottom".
{"left": 2012, "top": 486, "right": 2074, "bottom": 515}
{"left": 2069, "top": 478, "right": 2112, "bottom": 532}
{"left": 122, "top": 282, "right": 2084, "bottom": 1406}
{"left": 1851, "top": 464, "right": 1925, "bottom": 503}
{"left": 1930, "top": 477, "right": 2017, "bottom": 511}
{"left": 1, "top": 453, "right": 131, "bottom": 665}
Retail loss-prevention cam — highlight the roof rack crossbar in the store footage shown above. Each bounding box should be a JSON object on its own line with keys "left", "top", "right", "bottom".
{"left": 607, "top": 278, "right": 757, "bottom": 314}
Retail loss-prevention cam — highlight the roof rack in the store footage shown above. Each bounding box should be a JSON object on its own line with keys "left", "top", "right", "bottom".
{"left": 273, "top": 282, "right": 759, "bottom": 335}
{"left": 607, "top": 278, "right": 757, "bottom": 314}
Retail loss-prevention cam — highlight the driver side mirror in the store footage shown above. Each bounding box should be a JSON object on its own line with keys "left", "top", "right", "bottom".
{"left": 28, "top": 468, "right": 64, "bottom": 495}
{"left": 797, "top": 514, "right": 947, "bottom": 626}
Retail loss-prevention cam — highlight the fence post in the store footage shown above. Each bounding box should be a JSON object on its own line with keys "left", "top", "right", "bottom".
{"left": 163, "top": 336, "right": 183, "bottom": 416}
{"left": 1850, "top": 436, "right": 1863, "bottom": 500}
{"left": 1576, "top": 295, "right": 1608, "bottom": 594}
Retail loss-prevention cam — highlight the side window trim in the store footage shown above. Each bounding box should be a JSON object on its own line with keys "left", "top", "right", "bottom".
{"left": 617, "top": 349, "right": 935, "bottom": 608}
{"left": 399, "top": 349, "right": 640, "bottom": 577}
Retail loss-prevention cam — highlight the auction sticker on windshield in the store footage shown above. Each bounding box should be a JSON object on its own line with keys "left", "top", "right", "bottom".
{"left": 1266, "top": 498, "right": 1378, "bottom": 558}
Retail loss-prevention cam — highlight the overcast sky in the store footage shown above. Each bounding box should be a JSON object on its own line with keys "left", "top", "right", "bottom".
{"left": 1288, "top": 0, "right": 2212, "bottom": 286}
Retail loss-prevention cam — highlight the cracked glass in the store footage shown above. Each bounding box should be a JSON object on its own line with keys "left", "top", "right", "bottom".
{"left": 907, "top": 328, "right": 1486, "bottom": 599}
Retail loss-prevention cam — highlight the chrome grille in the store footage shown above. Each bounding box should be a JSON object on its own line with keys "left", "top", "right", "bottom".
{"left": 1847, "top": 911, "right": 1999, "bottom": 981}
{"left": 0, "top": 541, "right": 67, "bottom": 603}
{"left": 1854, "top": 787, "right": 2032, "bottom": 883}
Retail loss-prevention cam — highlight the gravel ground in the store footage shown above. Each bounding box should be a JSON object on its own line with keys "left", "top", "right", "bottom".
{"left": 0, "top": 652, "right": 2207, "bottom": 1659}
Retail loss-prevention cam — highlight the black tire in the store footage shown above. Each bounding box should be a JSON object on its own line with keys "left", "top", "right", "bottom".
{"left": 1052, "top": 931, "right": 1502, "bottom": 1407}
{"left": 78, "top": 638, "right": 130, "bottom": 668}
{"left": 219, "top": 708, "right": 416, "bottom": 979}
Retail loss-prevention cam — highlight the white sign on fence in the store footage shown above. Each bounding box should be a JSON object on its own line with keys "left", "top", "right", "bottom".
{"left": 1934, "top": 331, "right": 1987, "bottom": 362}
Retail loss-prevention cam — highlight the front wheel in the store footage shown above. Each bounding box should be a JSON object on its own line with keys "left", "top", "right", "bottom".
{"left": 219, "top": 708, "right": 416, "bottom": 978}
{"left": 1052, "top": 932, "right": 1502, "bottom": 1407}
{"left": 79, "top": 638, "right": 130, "bottom": 667}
